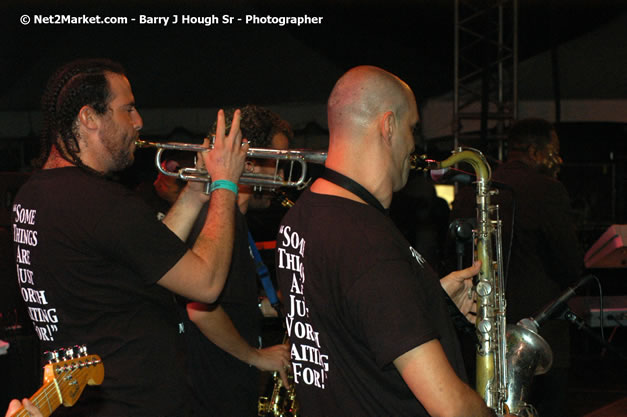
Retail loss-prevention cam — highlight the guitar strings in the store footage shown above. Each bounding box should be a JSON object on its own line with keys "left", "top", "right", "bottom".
{"left": 16, "top": 379, "right": 61, "bottom": 417}
{"left": 15, "top": 357, "right": 101, "bottom": 417}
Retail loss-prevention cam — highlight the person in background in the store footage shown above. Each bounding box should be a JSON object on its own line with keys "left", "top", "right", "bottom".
{"left": 184, "top": 105, "right": 293, "bottom": 416}
{"left": 451, "top": 117, "right": 583, "bottom": 417}
{"left": 136, "top": 105, "right": 293, "bottom": 416}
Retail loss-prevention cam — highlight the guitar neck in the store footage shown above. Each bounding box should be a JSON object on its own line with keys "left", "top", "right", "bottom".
{"left": 13, "top": 381, "right": 61, "bottom": 417}
{"left": 9, "top": 349, "right": 103, "bottom": 417}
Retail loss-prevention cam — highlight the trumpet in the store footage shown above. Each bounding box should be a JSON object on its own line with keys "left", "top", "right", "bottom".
{"left": 136, "top": 139, "right": 327, "bottom": 191}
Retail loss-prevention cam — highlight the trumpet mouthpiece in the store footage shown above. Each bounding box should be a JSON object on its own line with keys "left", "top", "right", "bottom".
{"left": 135, "top": 139, "right": 152, "bottom": 148}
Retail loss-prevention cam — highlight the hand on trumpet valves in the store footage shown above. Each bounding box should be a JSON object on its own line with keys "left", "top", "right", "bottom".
{"left": 202, "top": 109, "right": 249, "bottom": 184}
{"left": 440, "top": 260, "right": 480, "bottom": 322}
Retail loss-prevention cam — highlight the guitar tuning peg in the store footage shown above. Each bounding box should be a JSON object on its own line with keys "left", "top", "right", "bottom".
{"left": 78, "top": 345, "right": 88, "bottom": 356}
{"left": 44, "top": 350, "right": 59, "bottom": 363}
{"left": 65, "top": 346, "right": 76, "bottom": 359}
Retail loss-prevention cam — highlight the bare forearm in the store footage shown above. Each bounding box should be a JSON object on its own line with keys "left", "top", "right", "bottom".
{"left": 187, "top": 303, "right": 256, "bottom": 365}
{"left": 410, "top": 372, "right": 495, "bottom": 417}
{"left": 162, "top": 185, "right": 207, "bottom": 240}
{"left": 191, "top": 189, "right": 237, "bottom": 292}
{"left": 395, "top": 340, "right": 495, "bottom": 417}
{"left": 156, "top": 109, "right": 247, "bottom": 302}
{"left": 157, "top": 188, "right": 237, "bottom": 303}
{"left": 187, "top": 303, "right": 290, "bottom": 377}
{"left": 448, "top": 385, "right": 497, "bottom": 417}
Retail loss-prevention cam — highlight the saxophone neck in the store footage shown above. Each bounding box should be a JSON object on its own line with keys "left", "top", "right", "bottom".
{"left": 439, "top": 147, "right": 492, "bottom": 184}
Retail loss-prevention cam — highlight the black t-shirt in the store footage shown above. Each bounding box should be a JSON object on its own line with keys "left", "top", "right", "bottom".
{"left": 12, "top": 167, "right": 189, "bottom": 416}
{"left": 185, "top": 207, "right": 263, "bottom": 416}
{"left": 276, "top": 189, "right": 466, "bottom": 417}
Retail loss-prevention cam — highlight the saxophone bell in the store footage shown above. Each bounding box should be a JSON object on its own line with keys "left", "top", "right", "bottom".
{"left": 505, "top": 319, "right": 553, "bottom": 416}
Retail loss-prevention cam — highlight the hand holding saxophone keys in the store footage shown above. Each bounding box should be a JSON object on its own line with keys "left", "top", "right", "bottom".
{"left": 249, "top": 343, "right": 291, "bottom": 387}
{"left": 440, "top": 260, "right": 481, "bottom": 322}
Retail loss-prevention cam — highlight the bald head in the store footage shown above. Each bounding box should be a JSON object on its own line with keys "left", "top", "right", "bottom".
{"left": 327, "top": 65, "right": 414, "bottom": 139}
{"left": 317, "top": 66, "right": 419, "bottom": 207}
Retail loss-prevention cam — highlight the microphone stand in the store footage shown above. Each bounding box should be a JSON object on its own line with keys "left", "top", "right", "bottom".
{"left": 561, "top": 308, "right": 627, "bottom": 360}
{"left": 449, "top": 218, "right": 474, "bottom": 270}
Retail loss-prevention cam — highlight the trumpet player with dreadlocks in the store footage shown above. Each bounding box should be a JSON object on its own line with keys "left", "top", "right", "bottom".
{"left": 12, "top": 58, "right": 247, "bottom": 416}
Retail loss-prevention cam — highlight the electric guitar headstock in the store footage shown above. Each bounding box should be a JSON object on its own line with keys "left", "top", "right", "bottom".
{"left": 10, "top": 345, "right": 104, "bottom": 417}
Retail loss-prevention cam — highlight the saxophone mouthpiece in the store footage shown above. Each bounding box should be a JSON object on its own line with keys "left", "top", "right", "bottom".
{"left": 410, "top": 154, "right": 438, "bottom": 171}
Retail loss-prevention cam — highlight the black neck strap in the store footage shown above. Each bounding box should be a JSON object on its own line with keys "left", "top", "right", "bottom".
{"left": 321, "top": 168, "right": 387, "bottom": 215}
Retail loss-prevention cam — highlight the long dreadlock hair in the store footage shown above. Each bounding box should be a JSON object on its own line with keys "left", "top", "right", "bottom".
{"left": 35, "top": 58, "right": 126, "bottom": 170}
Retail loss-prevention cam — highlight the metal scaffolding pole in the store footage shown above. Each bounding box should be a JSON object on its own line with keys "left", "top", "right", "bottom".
{"left": 454, "top": 0, "right": 518, "bottom": 161}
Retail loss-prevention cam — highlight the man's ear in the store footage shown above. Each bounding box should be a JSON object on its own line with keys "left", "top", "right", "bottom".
{"left": 77, "top": 105, "right": 100, "bottom": 130}
{"left": 527, "top": 143, "right": 541, "bottom": 163}
{"left": 380, "top": 111, "right": 395, "bottom": 146}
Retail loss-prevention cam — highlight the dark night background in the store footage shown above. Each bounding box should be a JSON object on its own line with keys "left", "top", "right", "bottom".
{"left": 0, "top": 0, "right": 625, "bottom": 108}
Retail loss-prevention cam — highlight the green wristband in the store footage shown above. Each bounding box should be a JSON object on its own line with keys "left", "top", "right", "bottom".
{"left": 209, "top": 179, "right": 238, "bottom": 195}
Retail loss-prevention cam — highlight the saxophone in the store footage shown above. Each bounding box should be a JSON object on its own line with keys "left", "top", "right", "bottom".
{"left": 429, "top": 148, "right": 553, "bottom": 416}
{"left": 258, "top": 192, "right": 299, "bottom": 417}
{"left": 258, "top": 336, "right": 299, "bottom": 417}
